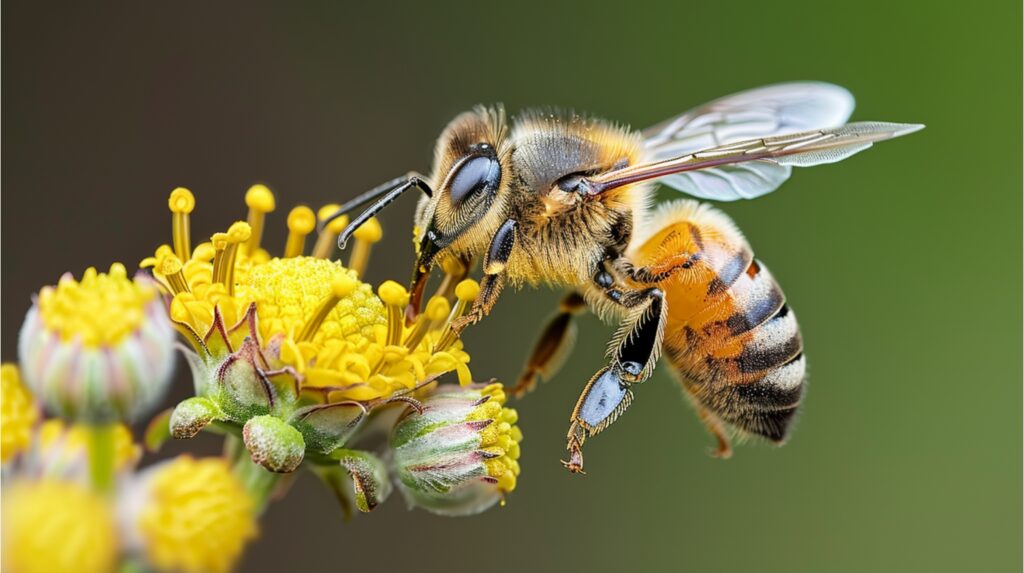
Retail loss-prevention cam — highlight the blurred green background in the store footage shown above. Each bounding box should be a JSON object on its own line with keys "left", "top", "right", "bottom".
{"left": 3, "top": 1, "right": 1020, "bottom": 572}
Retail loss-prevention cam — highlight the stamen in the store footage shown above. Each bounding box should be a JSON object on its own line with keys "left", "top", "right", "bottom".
{"left": 284, "top": 206, "right": 316, "bottom": 258}
{"left": 404, "top": 296, "right": 450, "bottom": 350}
{"left": 313, "top": 204, "right": 349, "bottom": 259}
{"left": 243, "top": 184, "right": 276, "bottom": 255}
{"left": 168, "top": 187, "right": 195, "bottom": 261}
{"left": 348, "top": 217, "right": 382, "bottom": 277}
{"left": 296, "top": 274, "right": 358, "bottom": 343}
{"left": 157, "top": 252, "right": 190, "bottom": 295}
{"left": 433, "top": 257, "right": 470, "bottom": 302}
{"left": 378, "top": 281, "right": 409, "bottom": 347}
{"left": 211, "top": 222, "right": 252, "bottom": 295}
{"left": 436, "top": 279, "right": 480, "bottom": 350}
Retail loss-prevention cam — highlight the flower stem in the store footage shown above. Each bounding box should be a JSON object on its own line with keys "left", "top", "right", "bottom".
{"left": 232, "top": 453, "right": 280, "bottom": 514}
{"left": 87, "top": 423, "right": 117, "bottom": 494}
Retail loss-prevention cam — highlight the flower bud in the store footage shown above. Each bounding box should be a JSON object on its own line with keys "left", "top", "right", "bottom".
{"left": 391, "top": 383, "right": 522, "bottom": 516}
{"left": 18, "top": 265, "right": 176, "bottom": 423}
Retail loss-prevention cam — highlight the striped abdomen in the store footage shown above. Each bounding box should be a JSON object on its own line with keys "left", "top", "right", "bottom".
{"left": 627, "top": 200, "right": 806, "bottom": 443}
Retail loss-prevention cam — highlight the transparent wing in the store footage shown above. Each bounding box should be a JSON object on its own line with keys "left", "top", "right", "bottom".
{"left": 643, "top": 82, "right": 856, "bottom": 160}
{"left": 584, "top": 122, "right": 925, "bottom": 198}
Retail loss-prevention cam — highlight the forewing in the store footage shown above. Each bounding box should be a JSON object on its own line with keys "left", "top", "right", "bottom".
{"left": 589, "top": 122, "right": 924, "bottom": 200}
{"left": 643, "top": 82, "right": 855, "bottom": 160}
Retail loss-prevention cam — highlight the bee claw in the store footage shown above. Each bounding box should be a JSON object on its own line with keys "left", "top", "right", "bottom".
{"left": 707, "top": 444, "right": 733, "bottom": 460}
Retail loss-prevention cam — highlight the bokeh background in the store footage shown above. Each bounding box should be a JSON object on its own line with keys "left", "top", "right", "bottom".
{"left": 3, "top": 1, "right": 1020, "bottom": 572}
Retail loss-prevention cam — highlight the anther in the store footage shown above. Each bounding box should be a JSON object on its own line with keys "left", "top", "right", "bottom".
{"left": 403, "top": 296, "right": 450, "bottom": 351}
{"left": 168, "top": 187, "right": 195, "bottom": 261}
{"left": 284, "top": 206, "right": 316, "bottom": 258}
{"left": 157, "top": 252, "right": 190, "bottom": 295}
{"left": 243, "top": 184, "right": 276, "bottom": 255}
{"left": 378, "top": 281, "right": 409, "bottom": 347}
{"left": 211, "top": 222, "right": 252, "bottom": 295}
{"left": 436, "top": 279, "right": 479, "bottom": 350}
{"left": 313, "top": 204, "right": 349, "bottom": 259}
{"left": 348, "top": 217, "right": 383, "bottom": 277}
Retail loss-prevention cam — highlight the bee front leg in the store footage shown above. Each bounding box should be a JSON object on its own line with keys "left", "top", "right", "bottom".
{"left": 511, "top": 291, "right": 587, "bottom": 399}
{"left": 449, "top": 219, "right": 517, "bottom": 335}
{"left": 563, "top": 287, "right": 666, "bottom": 474}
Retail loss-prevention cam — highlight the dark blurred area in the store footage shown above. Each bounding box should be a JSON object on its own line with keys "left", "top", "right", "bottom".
{"left": 3, "top": 2, "right": 1021, "bottom": 572}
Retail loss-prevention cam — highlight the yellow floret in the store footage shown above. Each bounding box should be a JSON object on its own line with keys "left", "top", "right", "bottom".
{"left": 37, "top": 263, "right": 156, "bottom": 347}
{"left": 138, "top": 456, "right": 258, "bottom": 573}
{"left": 2, "top": 480, "right": 118, "bottom": 573}
{"left": 1, "top": 364, "right": 37, "bottom": 463}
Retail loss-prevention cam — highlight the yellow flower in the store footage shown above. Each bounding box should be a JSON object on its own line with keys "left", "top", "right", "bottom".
{"left": 1, "top": 363, "right": 37, "bottom": 463}
{"left": 1, "top": 479, "right": 118, "bottom": 573}
{"left": 17, "top": 263, "right": 177, "bottom": 422}
{"left": 136, "top": 456, "right": 258, "bottom": 573}
{"left": 143, "top": 186, "right": 475, "bottom": 404}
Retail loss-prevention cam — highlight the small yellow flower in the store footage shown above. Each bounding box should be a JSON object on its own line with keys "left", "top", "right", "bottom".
{"left": 136, "top": 456, "right": 258, "bottom": 573}
{"left": 1, "top": 479, "right": 118, "bottom": 573}
{"left": 17, "top": 263, "right": 177, "bottom": 422}
{"left": 1, "top": 363, "right": 37, "bottom": 463}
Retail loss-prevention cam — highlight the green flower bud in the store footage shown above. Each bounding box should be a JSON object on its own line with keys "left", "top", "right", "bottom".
{"left": 391, "top": 383, "right": 522, "bottom": 516}
{"left": 18, "top": 265, "right": 176, "bottom": 423}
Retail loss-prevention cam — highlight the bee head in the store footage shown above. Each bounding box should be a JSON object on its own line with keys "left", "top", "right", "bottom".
{"left": 409, "top": 106, "right": 511, "bottom": 310}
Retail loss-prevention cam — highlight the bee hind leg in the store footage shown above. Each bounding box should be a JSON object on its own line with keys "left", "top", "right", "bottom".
{"left": 511, "top": 291, "right": 587, "bottom": 399}
{"left": 696, "top": 405, "right": 733, "bottom": 459}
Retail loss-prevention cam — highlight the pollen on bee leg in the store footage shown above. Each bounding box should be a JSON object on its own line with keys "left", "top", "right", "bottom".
{"left": 312, "top": 204, "right": 349, "bottom": 259}
{"left": 283, "top": 206, "right": 316, "bottom": 258}
{"left": 157, "top": 252, "right": 191, "bottom": 295}
{"left": 295, "top": 273, "right": 359, "bottom": 343}
{"left": 211, "top": 222, "right": 252, "bottom": 295}
{"left": 378, "top": 280, "right": 410, "bottom": 347}
{"left": 436, "top": 279, "right": 480, "bottom": 350}
{"left": 348, "top": 217, "right": 382, "bottom": 277}
{"left": 168, "top": 187, "right": 195, "bottom": 261}
{"left": 404, "top": 296, "right": 450, "bottom": 350}
{"left": 243, "top": 184, "right": 276, "bottom": 255}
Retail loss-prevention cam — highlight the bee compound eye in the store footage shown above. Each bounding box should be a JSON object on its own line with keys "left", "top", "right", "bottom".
{"left": 448, "top": 155, "right": 500, "bottom": 206}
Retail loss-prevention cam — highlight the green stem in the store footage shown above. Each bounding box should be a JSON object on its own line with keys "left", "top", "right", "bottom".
{"left": 87, "top": 423, "right": 117, "bottom": 494}
{"left": 231, "top": 453, "right": 280, "bottom": 514}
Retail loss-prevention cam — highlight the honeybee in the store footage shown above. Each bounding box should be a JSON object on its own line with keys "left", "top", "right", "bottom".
{"left": 325, "top": 82, "right": 922, "bottom": 473}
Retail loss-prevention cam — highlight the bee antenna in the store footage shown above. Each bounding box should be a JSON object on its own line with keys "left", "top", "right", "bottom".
{"left": 336, "top": 176, "right": 432, "bottom": 250}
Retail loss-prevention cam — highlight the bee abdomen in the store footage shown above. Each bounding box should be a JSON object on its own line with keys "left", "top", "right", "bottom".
{"left": 671, "top": 260, "right": 807, "bottom": 443}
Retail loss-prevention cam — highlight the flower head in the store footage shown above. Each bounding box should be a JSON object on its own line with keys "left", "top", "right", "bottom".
{"left": 392, "top": 382, "right": 522, "bottom": 516}
{"left": 150, "top": 187, "right": 479, "bottom": 472}
{"left": 130, "top": 456, "right": 258, "bottom": 573}
{"left": 1, "top": 363, "right": 38, "bottom": 463}
{"left": 17, "top": 263, "right": 176, "bottom": 423}
{"left": 1, "top": 479, "right": 119, "bottom": 573}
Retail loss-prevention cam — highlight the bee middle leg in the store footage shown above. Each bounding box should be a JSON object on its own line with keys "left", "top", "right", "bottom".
{"left": 563, "top": 285, "right": 666, "bottom": 473}
{"left": 511, "top": 291, "right": 587, "bottom": 399}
